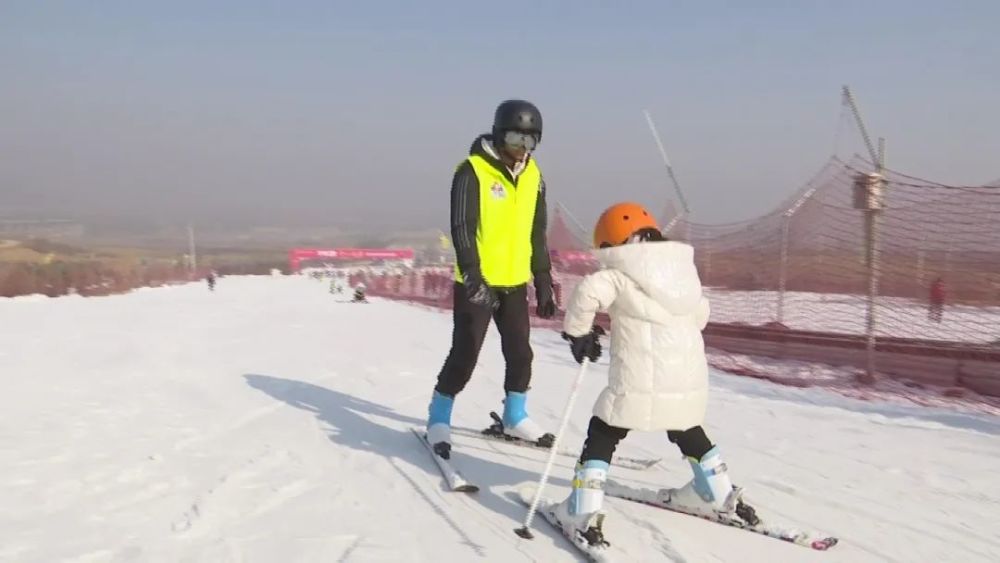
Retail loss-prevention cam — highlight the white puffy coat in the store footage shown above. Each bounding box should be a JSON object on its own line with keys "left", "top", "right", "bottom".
{"left": 563, "top": 241, "right": 710, "bottom": 432}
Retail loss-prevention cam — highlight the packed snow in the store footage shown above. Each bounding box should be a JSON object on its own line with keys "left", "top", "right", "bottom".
{"left": 2, "top": 275, "right": 998, "bottom": 562}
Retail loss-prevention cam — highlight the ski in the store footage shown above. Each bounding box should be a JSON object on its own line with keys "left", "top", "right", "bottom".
{"left": 452, "top": 426, "right": 662, "bottom": 470}
{"left": 411, "top": 427, "right": 479, "bottom": 493}
{"left": 604, "top": 480, "right": 839, "bottom": 551}
{"left": 449, "top": 413, "right": 660, "bottom": 471}
{"left": 516, "top": 482, "right": 617, "bottom": 562}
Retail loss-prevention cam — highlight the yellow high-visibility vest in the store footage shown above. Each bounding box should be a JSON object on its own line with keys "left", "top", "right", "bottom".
{"left": 454, "top": 154, "right": 541, "bottom": 287}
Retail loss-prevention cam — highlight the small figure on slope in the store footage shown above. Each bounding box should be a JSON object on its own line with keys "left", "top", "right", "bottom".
{"left": 206, "top": 271, "right": 216, "bottom": 292}
{"left": 554, "top": 202, "right": 753, "bottom": 548}
{"left": 928, "top": 276, "right": 945, "bottom": 323}
{"left": 352, "top": 282, "right": 367, "bottom": 303}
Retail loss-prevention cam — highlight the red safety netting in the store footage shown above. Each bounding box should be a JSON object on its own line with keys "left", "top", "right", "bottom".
{"left": 663, "top": 155, "right": 1000, "bottom": 347}
{"left": 356, "top": 158, "right": 1000, "bottom": 399}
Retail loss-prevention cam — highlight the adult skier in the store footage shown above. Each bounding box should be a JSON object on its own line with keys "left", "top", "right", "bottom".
{"left": 425, "top": 99, "right": 558, "bottom": 459}
{"left": 553, "top": 202, "right": 753, "bottom": 548}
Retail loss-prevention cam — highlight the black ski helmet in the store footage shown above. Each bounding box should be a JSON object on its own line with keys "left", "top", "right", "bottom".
{"left": 492, "top": 99, "right": 542, "bottom": 145}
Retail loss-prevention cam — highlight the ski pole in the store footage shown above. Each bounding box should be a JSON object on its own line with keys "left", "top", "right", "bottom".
{"left": 515, "top": 357, "right": 591, "bottom": 539}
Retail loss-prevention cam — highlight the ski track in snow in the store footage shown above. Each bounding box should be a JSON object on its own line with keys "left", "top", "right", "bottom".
{"left": 2, "top": 275, "right": 999, "bottom": 562}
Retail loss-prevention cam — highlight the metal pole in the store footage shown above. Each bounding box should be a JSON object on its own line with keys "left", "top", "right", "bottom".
{"left": 515, "top": 358, "right": 592, "bottom": 539}
{"left": 916, "top": 249, "right": 925, "bottom": 288}
{"left": 862, "top": 138, "right": 886, "bottom": 383}
{"left": 662, "top": 214, "right": 682, "bottom": 239}
{"left": 643, "top": 109, "right": 691, "bottom": 215}
{"left": 916, "top": 233, "right": 926, "bottom": 290}
{"left": 777, "top": 217, "right": 790, "bottom": 324}
{"left": 842, "top": 86, "right": 879, "bottom": 165}
{"left": 776, "top": 186, "right": 817, "bottom": 325}
{"left": 556, "top": 201, "right": 591, "bottom": 244}
{"left": 187, "top": 224, "right": 197, "bottom": 278}
{"left": 703, "top": 236, "right": 712, "bottom": 284}
{"left": 863, "top": 208, "right": 879, "bottom": 382}
{"left": 558, "top": 201, "right": 588, "bottom": 234}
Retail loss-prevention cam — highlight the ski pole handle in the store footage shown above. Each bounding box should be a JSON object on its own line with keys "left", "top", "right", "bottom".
{"left": 515, "top": 358, "right": 591, "bottom": 539}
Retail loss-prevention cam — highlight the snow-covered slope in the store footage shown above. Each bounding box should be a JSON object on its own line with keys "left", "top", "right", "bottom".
{"left": 2, "top": 276, "right": 998, "bottom": 562}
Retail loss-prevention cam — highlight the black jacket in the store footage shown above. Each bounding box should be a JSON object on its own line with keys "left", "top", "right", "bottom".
{"left": 451, "top": 134, "right": 551, "bottom": 288}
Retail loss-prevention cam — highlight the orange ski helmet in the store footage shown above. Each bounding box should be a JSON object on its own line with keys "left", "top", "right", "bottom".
{"left": 593, "top": 202, "right": 659, "bottom": 248}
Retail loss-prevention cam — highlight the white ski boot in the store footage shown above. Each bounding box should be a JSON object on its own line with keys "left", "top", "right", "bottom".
{"left": 426, "top": 391, "right": 454, "bottom": 459}
{"left": 495, "top": 391, "right": 555, "bottom": 446}
{"left": 659, "top": 447, "right": 759, "bottom": 525}
{"left": 552, "top": 460, "right": 612, "bottom": 549}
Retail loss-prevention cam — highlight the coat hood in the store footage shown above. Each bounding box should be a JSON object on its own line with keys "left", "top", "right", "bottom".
{"left": 594, "top": 241, "right": 703, "bottom": 317}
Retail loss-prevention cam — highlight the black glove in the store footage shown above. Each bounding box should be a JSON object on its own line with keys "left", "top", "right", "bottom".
{"left": 534, "top": 271, "right": 557, "bottom": 319}
{"left": 462, "top": 269, "right": 498, "bottom": 310}
{"left": 561, "top": 325, "right": 606, "bottom": 364}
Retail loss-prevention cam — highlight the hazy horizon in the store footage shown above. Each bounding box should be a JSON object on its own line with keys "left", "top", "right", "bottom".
{"left": 2, "top": 1, "right": 999, "bottom": 234}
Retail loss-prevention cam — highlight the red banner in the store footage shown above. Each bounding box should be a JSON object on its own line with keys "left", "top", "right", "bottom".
{"left": 289, "top": 248, "right": 414, "bottom": 271}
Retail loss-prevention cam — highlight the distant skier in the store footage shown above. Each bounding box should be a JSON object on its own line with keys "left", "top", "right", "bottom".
{"left": 206, "top": 272, "right": 216, "bottom": 292}
{"left": 352, "top": 283, "right": 367, "bottom": 303}
{"left": 425, "top": 99, "right": 557, "bottom": 461}
{"left": 929, "top": 276, "right": 945, "bottom": 323}
{"left": 553, "top": 202, "right": 754, "bottom": 548}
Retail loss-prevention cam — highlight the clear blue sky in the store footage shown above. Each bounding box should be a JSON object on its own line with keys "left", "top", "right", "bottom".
{"left": 2, "top": 1, "right": 998, "bottom": 230}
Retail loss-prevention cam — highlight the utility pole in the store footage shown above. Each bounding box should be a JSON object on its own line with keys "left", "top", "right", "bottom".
{"left": 643, "top": 109, "right": 692, "bottom": 240}
{"left": 843, "top": 85, "right": 886, "bottom": 384}
{"left": 188, "top": 223, "right": 197, "bottom": 278}
{"left": 842, "top": 86, "right": 879, "bottom": 165}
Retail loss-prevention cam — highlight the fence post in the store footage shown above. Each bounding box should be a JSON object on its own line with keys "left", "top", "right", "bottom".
{"left": 776, "top": 187, "right": 817, "bottom": 326}
{"left": 703, "top": 235, "right": 712, "bottom": 286}
{"left": 777, "top": 217, "right": 790, "bottom": 325}
{"left": 916, "top": 246, "right": 926, "bottom": 290}
{"left": 855, "top": 141, "right": 887, "bottom": 384}
{"left": 863, "top": 197, "right": 882, "bottom": 383}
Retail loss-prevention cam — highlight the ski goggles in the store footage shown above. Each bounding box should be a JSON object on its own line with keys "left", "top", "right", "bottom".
{"left": 502, "top": 130, "right": 539, "bottom": 151}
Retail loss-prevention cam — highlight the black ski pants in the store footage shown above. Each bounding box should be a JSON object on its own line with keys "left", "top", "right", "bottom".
{"left": 435, "top": 282, "right": 533, "bottom": 397}
{"left": 579, "top": 416, "right": 714, "bottom": 464}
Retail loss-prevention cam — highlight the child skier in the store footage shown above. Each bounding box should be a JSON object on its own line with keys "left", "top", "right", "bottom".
{"left": 352, "top": 282, "right": 367, "bottom": 303}
{"left": 553, "top": 202, "right": 752, "bottom": 548}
